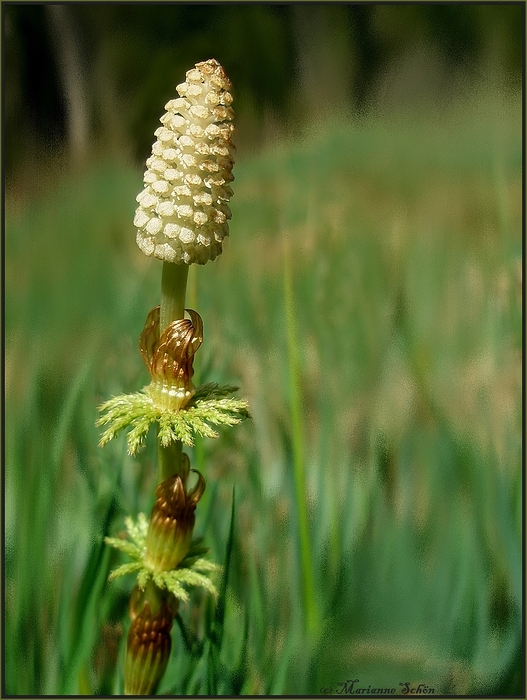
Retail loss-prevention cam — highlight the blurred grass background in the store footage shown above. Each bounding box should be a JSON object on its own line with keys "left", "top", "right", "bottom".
{"left": 4, "top": 4, "right": 523, "bottom": 696}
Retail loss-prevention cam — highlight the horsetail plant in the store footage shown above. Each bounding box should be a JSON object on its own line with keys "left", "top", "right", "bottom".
{"left": 97, "top": 59, "right": 249, "bottom": 695}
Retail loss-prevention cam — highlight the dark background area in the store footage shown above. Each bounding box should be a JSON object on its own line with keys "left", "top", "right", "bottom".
{"left": 4, "top": 3, "right": 522, "bottom": 183}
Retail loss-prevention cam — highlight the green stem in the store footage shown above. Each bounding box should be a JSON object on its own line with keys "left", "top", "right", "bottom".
{"left": 160, "top": 261, "right": 189, "bottom": 331}
{"left": 157, "top": 440, "right": 188, "bottom": 485}
{"left": 158, "top": 262, "right": 189, "bottom": 485}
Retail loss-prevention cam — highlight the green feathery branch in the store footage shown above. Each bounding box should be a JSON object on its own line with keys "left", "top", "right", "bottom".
{"left": 97, "top": 383, "right": 250, "bottom": 454}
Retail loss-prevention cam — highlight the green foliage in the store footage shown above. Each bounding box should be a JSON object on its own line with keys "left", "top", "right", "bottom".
{"left": 5, "top": 82, "right": 522, "bottom": 695}
{"left": 97, "top": 385, "right": 250, "bottom": 453}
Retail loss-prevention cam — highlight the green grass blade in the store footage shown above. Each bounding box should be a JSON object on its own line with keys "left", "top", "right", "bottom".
{"left": 282, "top": 237, "right": 318, "bottom": 637}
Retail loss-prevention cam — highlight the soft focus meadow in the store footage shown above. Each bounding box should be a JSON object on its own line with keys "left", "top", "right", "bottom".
{"left": 4, "top": 5, "right": 523, "bottom": 696}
